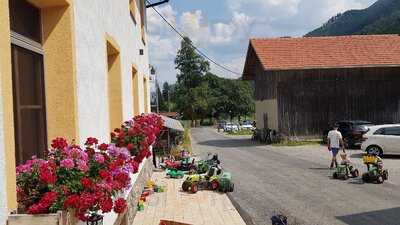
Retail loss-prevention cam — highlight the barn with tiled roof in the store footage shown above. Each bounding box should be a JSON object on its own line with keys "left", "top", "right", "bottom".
{"left": 243, "top": 35, "right": 400, "bottom": 137}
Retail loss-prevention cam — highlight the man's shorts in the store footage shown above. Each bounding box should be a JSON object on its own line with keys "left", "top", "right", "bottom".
{"left": 331, "top": 148, "right": 339, "bottom": 157}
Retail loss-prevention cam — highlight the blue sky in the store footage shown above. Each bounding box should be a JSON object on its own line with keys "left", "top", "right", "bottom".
{"left": 147, "top": 0, "right": 376, "bottom": 85}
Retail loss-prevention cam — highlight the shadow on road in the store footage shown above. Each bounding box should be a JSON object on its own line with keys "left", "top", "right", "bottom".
{"left": 336, "top": 207, "right": 400, "bottom": 225}
{"left": 197, "top": 139, "right": 265, "bottom": 148}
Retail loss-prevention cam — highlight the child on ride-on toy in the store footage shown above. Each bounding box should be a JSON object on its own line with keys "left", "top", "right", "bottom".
{"left": 332, "top": 150, "right": 359, "bottom": 180}
{"left": 362, "top": 152, "right": 388, "bottom": 183}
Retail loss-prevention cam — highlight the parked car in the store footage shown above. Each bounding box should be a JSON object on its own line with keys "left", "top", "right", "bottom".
{"left": 217, "top": 121, "right": 227, "bottom": 132}
{"left": 323, "top": 120, "right": 373, "bottom": 148}
{"left": 361, "top": 124, "right": 400, "bottom": 157}
{"left": 240, "top": 121, "right": 255, "bottom": 130}
{"left": 224, "top": 123, "right": 239, "bottom": 132}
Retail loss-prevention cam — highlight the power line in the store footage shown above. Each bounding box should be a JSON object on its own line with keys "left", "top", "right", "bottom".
{"left": 146, "top": 0, "right": 242, "bottom": 76}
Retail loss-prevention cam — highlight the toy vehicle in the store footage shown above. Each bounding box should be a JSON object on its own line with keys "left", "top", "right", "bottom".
{"left": 332, "top": 164, "right": 359, "bottom": 180}
{"left": 179, "top": 157, "right": 196, "bottom": 171}
{"left": 166, "top": 168, "right": 184, "bottom": 179}
{"left": 196, "top": 153, "right": 220, "bottom": 174}
{"left": 361, "top": 154, "right": 388, "bottom": 183}
{"left": 162, "top": 159, "right": 180, "bottom": 169}
{"left": 182, "top": 166, "right": 234, "bottom": 193}
{"left": 162, "top": 157, "right": 195, "bottom": 171}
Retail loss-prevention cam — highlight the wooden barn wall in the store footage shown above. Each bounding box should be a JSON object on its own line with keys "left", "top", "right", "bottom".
{"left": 255, "top": 67, "right": 400, "bottom": 100}
{"left": 254, "top": 66, "right": 400, "bottom": 136}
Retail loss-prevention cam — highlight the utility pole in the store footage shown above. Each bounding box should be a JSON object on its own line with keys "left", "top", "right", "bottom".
{"left": 167, "top": 90, "right": 170, "bottom": 112}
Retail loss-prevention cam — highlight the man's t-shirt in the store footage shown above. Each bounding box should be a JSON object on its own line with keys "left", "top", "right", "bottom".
{"left": 328, "top": 130, "right": 342, "bottom": 148}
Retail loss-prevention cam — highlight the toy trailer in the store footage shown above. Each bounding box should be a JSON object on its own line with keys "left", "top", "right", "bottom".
{"left": 218, "top": 172, "right": 234, "bottom": 193}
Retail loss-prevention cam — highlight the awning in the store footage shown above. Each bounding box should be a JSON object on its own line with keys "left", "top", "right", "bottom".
{"left": 160, "top": 115, "right": 184, "bottom": 132}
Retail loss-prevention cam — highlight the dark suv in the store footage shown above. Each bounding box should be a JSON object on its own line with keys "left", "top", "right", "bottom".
{"left": 323, "top": 120, "right": 373, "bottom": 148}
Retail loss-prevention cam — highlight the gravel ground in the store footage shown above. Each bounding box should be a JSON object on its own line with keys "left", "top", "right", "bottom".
{"left": 191, "top": 127, "right": 400, "bottom": 225}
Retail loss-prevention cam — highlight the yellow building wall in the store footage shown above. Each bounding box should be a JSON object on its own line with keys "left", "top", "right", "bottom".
{"left": 132, "top": 65, "right": 140, "bottom": 116}
{"left": 106, "top": 35, "right": 123, "bottom": 130}
{"left": 40, "top": 0, "right": 80, "bottom": 143}
{"left": 0, "top": 0, "right": 17, "bottom": 212}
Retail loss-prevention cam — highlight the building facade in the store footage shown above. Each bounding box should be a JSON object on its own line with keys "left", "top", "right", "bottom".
{"left": 0, "top": 0, "right": 151, "bottom": 222}
{"left": 243, "top": 35, "right": 400, "bottom": 137}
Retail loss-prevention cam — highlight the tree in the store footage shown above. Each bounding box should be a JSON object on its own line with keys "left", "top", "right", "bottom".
{"left": 155, "top": 82, "right": 167, "bottom": 112}
{"left": 174, "top": 37, "right": 210, "bottom": 122}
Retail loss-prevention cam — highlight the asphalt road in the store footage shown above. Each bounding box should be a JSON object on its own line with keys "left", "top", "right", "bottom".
{"left": 191, "top": 127, "right": 400, "bottom": 225}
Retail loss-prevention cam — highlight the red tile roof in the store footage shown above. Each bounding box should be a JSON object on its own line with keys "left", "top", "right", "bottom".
{"left": 243, "top": 35, "right": 400, "bottom": 79}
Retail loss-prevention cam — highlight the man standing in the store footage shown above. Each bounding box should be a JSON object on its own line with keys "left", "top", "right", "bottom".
{"left": 327, "top": 124, "right": 345, "bottom": 169}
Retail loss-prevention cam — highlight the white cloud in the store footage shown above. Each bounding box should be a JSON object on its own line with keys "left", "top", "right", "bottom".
{"left": 147, "top": 5, "right": 177, "bottom": 34}
{"left": 211, "top": 12, "right": 254, "bottom": 44}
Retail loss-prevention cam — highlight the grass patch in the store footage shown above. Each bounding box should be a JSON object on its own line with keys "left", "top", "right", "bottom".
{"left": 272, "top": 139, "right": 323, "bottom": 147}
{"left": 226, "top": 129, "right": 253, "bottom": 136}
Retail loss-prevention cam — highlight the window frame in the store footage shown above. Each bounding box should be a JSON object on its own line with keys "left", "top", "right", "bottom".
{"left": 9, "top": 0, "right": 49, "bottom": 165}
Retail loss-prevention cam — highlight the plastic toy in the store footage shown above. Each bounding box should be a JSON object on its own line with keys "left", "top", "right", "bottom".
{"left": 137, "top": 200, "right": 145, "bottom": 211}
{"left": 196, "top": 153, "right": 220, "bottom": 174}
{"left": 181, "top": 166, "right": 234, "bottom": 193}
{"left": 166, "top": 168, "right": 184, "bottom": 179}
{"left": 178, "top": 157, "right": 196, "bottom": 171}
{"left": 332, "top": 153, "right": 359, "bottom": 180}
{"left": 362, "top": 154, "right": 388, "bottom": 183}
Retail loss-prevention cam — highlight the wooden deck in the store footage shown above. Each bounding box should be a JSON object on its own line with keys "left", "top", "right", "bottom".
{"left": 132, "top": 171, "right": 246, "bottom": 225}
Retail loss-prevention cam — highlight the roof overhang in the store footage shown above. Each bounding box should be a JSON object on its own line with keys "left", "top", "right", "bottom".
{"left": 160, "top": 115, "right": 184, "bottom": 132}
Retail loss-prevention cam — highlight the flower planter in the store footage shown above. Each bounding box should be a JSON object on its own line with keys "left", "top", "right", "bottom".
{"left": 7, "top": 211, "right": 77, "bottom": 225}
{"left": 86, "top": 214, "right": 103, "bottom": 225}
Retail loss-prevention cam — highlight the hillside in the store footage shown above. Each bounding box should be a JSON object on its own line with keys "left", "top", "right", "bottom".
{"left": 306, "top": 0, "right": 400, "bottom": 37}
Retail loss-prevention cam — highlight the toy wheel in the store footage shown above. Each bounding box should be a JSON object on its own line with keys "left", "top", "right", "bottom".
{"left": 211, "top": 180, "right": 219, "bottom": 190}
{"left": 343, "top": 174, "right": 349, "bottom": 180}
{"left": 362, "top": 173, "right": 369, "bottom": 183}
{"left": 191, "top": 184, "right": 198, "bottom": 193}
{"left": 182, "top": 182, "right": 189, "bottom": 191}
{"left": 352, "top": 169, "right": 359, "bottom": 178}
{"left": 383, "top": 170, "right": 389, "bottom": 180}
{"left": 377, "top": 175, "right": 384, "bottom": 184}
{"left": 333, "top": 172, "right": 338, "bottom": 179}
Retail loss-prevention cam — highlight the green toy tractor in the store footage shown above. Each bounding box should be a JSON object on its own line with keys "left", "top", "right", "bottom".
{"left": 182, "top": 166, "right": 234, "bottom": 193}
{"left": 195, "top": 153, "right": 220, "bottom": 174}
{"left": 166, "top": 168, "right": 184, "bottom": 179}
{"left": 332, "top": 164, "right": 359, "bottom": 180}
{"left": 362, "top": 155, "right": 388, "bottom": 184}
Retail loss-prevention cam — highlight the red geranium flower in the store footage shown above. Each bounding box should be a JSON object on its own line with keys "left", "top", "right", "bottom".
{"left": 100, "top": 197, "right": 113, "bottom": 213}
{"left": 85, "top": 137, "right": 98, "bottom": 146}
{"left": 50, "top": 137, "right": 68, "bottom": 149}
{"left": 113, "top": 198, "right": 127, "bottom": 213}
{"left": 98, "top": 143, "right": 109, "bottom": 151}
{"left": 80, "top": 178, "right": 93, "bottom": 189}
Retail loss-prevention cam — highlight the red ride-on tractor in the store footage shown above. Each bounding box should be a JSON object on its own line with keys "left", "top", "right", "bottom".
{"left": 162, "top": 157, "right": 196, "bottom": 172}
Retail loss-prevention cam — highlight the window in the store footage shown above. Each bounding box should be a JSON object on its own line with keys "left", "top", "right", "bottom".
{"left": 374, "top": 127, "right": 400, "bottom": 136}
{"left": 129, "top": 0, "right": 137, "bottom": 24}
{"left": 9, "top": 0, "right": 47, "bottom": 165}
{"left": 9, "top": 0, "right": 41, "bottom": 43}
{"left": 384, "top": 127, "right": 400, "bottom": 136}
{"left": 373, "top": 128, "right": 385, "bottom": 135}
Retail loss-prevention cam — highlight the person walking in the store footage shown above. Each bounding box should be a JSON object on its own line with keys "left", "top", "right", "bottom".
{"left": 327, "top": 124, "right": 345, "bottom": 169}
